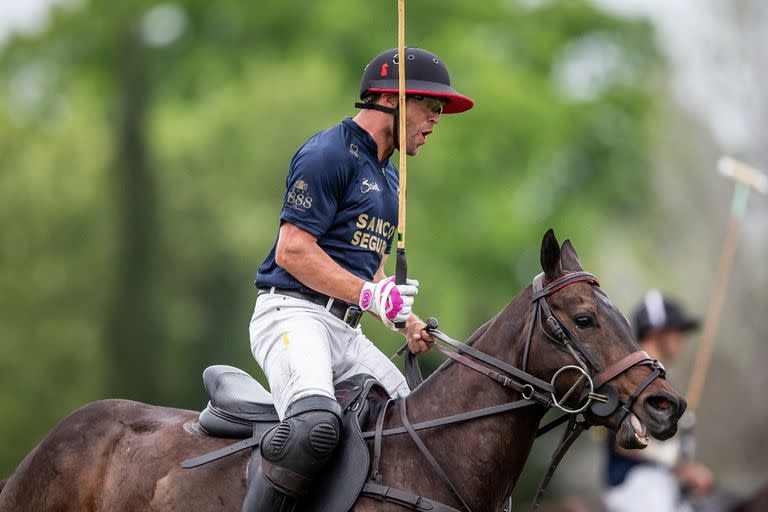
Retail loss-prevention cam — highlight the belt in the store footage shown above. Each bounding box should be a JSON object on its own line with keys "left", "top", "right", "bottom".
{"left": 258, "top": 287, "right": 363, "bottom": 328}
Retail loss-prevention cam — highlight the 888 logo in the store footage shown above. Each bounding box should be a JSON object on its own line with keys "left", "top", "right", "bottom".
{"left": 286, "top": 179, "right": 313, "bottom": 210}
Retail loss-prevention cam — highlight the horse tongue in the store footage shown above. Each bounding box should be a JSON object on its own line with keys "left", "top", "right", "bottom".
{"left": 617, "top": 413, "right": 649, "bottom": 449}
{"left": 630, "top": 413, "right": 649, "bottom": 446}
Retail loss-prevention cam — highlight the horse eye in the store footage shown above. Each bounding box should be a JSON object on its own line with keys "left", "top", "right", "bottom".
{"left": 574, "top": 315, "right": 594, "bottom": 329}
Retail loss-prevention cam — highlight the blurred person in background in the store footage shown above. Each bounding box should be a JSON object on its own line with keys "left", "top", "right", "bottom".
{"left": 243, "top": 48, "right": 473, "bottom": 511}
{"left": 603, "top": 289, "right": 714, "bottom": 512}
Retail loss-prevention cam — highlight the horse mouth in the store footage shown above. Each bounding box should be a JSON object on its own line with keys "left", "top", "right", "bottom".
{"left": 616, "top": 412, "right": 649, "bottom": 449}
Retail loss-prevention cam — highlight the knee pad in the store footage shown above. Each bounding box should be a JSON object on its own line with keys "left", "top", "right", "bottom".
{"left": 260, "top": 395, "right": 342, "bottom": 496}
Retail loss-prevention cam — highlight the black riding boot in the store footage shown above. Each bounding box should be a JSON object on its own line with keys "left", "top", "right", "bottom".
{"left": 240, "top": 395, "right": 342, "bottom": 512}
{"left": 241, "top": 462, "right": 296, "bottom": 512}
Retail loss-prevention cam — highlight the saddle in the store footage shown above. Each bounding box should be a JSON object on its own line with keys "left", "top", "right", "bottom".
{"left": 184, "top": 365, "right": 389, "bottom": 512}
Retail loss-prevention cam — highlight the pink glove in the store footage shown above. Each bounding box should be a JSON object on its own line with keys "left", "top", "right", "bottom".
{"left": 359, "top": 277, "right": 419, "bottom": 326}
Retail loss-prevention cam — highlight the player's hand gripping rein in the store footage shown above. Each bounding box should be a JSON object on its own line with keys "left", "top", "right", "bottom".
{"left": 359, "top": 277, "right": 419, "bottom": 328}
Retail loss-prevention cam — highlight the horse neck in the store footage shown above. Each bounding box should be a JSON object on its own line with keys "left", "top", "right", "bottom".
{"left": 403, "top": 287, "right": 548, "bottom": 509}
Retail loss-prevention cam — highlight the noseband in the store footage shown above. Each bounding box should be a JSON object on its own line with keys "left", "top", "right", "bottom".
{"left": 362, "top": 271, "right": 667, "bottom": 512}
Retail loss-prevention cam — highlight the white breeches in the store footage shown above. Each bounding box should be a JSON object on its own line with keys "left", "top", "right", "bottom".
{"left": 249, "top": 292, "right": 410, "bottom": 419}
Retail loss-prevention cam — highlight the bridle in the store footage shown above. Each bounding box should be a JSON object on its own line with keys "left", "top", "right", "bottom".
{"left": 360, "top": 271, "right": 667, "bottom": 512}
{"left": 525, "top": 272, "right": 666, "bottom": 422}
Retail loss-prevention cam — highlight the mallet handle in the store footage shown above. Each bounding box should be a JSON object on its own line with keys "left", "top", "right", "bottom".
{"left": 688, "top": 159, "right": 765, "bottom": 410}
{"left": 394, "top": 0, "right": 407, "bottom": 329}
{"left": 686, "top": 209, "right": 744, "bottom": 410}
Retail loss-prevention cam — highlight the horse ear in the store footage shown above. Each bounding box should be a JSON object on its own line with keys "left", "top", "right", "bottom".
{"left": 540, "top": 229, "right": 562, "bottom": 280}
{"left": 560, "top": 239, "right": 583, "bottom": 271}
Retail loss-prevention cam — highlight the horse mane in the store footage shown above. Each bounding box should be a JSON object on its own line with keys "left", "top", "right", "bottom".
{"left": 0, "top": 478, "right": 7, "bottom": 495}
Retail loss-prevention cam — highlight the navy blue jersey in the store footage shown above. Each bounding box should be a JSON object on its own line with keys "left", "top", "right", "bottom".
{"left": 255, "top": 118, "right": 399, "bottom": 297}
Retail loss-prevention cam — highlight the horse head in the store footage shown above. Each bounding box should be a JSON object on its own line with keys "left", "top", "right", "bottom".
{"left": 523, "top": 229, "right": 686, "bottom": 450}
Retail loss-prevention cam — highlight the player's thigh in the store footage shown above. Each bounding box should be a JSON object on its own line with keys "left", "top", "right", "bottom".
{"left": 338, "top": 331, "right": 410, "bottom": 399}
{"left": 250, "top": 297, "right": 336, "bottom": 417}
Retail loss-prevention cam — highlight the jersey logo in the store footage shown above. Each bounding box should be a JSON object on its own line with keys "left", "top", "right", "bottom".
{"left": 361, "top": 178, "right": 381, "bottom": 194}
{"left": 350, "top": 213, "right": 396, "bottom": 255}
{"left": 349, "top": 143, "right": 359, "bottom": 159}
{"left": 286, "top": 179, "right": 313, "bottom": 211}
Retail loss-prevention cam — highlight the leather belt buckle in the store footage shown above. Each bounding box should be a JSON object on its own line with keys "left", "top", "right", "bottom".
{"left": 343, "top": 306, "right": 362, "bottom": 328}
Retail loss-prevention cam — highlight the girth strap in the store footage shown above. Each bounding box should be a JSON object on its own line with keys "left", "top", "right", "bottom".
{"left": 399, "top": 399, "right": 473, "bottom": 511}
{"left": 361, "top": 481, "right": 462, "bottom": 512}
{"left": 370, "top": 399, "right": 391, "bottom": 483}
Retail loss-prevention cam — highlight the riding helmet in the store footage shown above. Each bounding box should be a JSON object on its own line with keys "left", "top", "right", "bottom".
{"left": 359, "top": 47, "right": 473, "bottom": 114}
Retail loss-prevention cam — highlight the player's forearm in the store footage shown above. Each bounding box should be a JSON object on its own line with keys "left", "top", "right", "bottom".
{"left": 276, "top": 241, "right": 364, "bottom": 304}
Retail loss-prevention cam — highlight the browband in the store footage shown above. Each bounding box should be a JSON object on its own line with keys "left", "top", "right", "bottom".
{"left": 531, "top": 272, "right": 599, "bottom": 302}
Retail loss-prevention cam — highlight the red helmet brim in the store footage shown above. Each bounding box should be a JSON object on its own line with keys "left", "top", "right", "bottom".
{"left": 366, "top": 87, "right": 474, "bottom": 114}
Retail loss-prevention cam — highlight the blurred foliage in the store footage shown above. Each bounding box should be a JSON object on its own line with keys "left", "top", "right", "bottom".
{"left": 0, "top": 0, "right": 662, "bottom": 501}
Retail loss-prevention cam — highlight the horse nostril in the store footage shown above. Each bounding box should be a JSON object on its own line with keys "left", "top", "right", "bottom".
{"left": 648, "top": 395, "right": 673, "bottom": 411}
{"left": 645, "top": 392, "right": 685, "bottom": 419}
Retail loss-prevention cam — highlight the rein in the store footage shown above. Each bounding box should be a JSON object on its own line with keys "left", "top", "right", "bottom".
{"left": 362, "top": 271, "right": 667, "bottom": 512}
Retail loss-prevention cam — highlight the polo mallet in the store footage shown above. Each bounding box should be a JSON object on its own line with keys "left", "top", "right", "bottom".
{"left": 394, "top": 0, "right": 408, "bottom": 329}
{"left": 680, "top": 156, "right": 767, "bottom": 458}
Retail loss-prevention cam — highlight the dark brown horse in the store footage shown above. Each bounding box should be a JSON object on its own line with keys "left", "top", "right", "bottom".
{"left": 0, "top": 231, "right": 686, "bottom": 511}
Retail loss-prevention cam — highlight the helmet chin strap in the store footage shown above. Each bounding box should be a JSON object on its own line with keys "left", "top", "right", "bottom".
{"left": 354, "top": 102, "right": 401, "bottom": 151}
